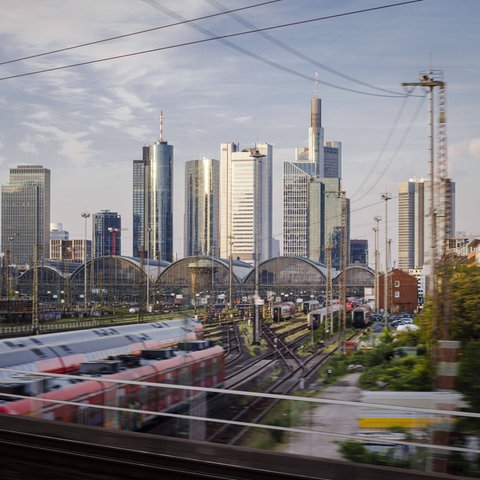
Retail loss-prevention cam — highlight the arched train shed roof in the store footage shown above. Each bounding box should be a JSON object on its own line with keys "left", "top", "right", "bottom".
{"left": 333, "top": 265, "right": 374, "bottom": 287}
{"left": 243, "top": 256, "right": 333, "bottom": 287}
{"left": 158, "top": 256, "right": 251, "bottom": 288}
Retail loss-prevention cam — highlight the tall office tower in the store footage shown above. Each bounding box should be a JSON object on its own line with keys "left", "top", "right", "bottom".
{"left": 132, "top": 120, "right": 174, "bottom": 262}
{"left": 310, "top": 177, "right": 350, "bottom": 269}
{"left": 132, "top": 158, "right": 145, "bottom": 258}
{"left": 283, "top": 89, "right": 346, "bottom": 266}
{"left": 219, "top": 143, "right": 272, "bottom": 264}
{"left": 398, "top": 177, "right": 455, "bottom": 271}
{"left": 184, "top": 158, "right": 220, "bottom": 257}
{"left": 93, "top": 210, "right": 122, "bottom": 257}
{"left": 1, "top": 165, "right": 50, "bottom": 264}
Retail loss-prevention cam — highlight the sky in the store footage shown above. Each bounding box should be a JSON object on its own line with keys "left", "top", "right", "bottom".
{"left": 0, "top": 0, "right": 479, "bottom": 267}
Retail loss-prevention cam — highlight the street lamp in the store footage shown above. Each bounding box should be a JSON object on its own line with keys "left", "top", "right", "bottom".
{"left": 248, "top": 147, "right": 265, "bottom": 345}
{"left": 381, "top": 193, "right": 392, "bottom": 324}
{"left": 373, "top": 216, "right": 381, "bottom": 313}
{"left": 81, "top": 212, "right": 90, "bottom": 312}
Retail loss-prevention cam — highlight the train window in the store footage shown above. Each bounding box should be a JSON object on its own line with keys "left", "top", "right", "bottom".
{"left": 3, "top": 341, "right": 16, "bottom": 349}
{"left": 30, "top": 338, "right": 43, "bottom": 345}
{"left": 59, "top": 345, "right": 73, "bottom": 353}
{"left": 31, "top": 348, "right": 48, "bottom": 358}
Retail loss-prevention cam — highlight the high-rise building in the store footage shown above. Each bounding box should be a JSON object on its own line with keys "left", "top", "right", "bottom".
{"left": 93, "top": 210, "right": 122, "bottom": 257}
{"left": 132, "top": 158, "right": 145, "bottom": 258}
{"left": 283, "top": 90, "right": 347, "bottom": 268}
{"left": 1, "top": 165, "right": 51, "bottom": 265}
{"left": 219, "top": 143, "right": 272, "bottom": 263}
{"left": 184, "top": 158, "right": 220, "bottom": 257}
{"left": 133, "top": 128, "right": 173, "bottom": 262}
{"left": 398, "top": 177, "right": 455, "bottom": 270}
{"left": 50, "top": 239, "right": 91, "bottom": 262}
{"left": 350, "top": 239, "right": 369, "bottom": 265}
{"left": 50, "top": 223, "right": 69, "bottom": 240}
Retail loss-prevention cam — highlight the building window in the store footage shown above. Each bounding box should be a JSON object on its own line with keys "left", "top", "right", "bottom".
{"left": 394, "top": 280, "right": 400, "bottom": 287}
{"left": 395, "top": 291, "right": 400, "bottom": 298}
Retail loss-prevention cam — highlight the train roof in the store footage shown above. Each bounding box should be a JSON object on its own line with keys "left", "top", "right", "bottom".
{"left": 0, "top": 318, "right": 202, "bottom": 352}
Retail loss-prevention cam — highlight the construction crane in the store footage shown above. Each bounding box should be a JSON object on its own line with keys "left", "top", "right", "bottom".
{"left": 107, "top": 227, "right": 127, "bottom": 256}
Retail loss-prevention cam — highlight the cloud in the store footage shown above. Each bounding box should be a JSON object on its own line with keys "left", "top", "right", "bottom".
{"left": 468, "top": 138, "right": 480, "bottom": 160}
{"left": 21, "top": 121, "right": 94, "bottom": 167}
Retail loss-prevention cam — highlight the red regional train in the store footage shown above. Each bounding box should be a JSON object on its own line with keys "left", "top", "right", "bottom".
{"left": 0, "top": 318, "right": 203, "bottom": 379}
{"left": 0, "top": 342, "right": 224, "bottom": 432}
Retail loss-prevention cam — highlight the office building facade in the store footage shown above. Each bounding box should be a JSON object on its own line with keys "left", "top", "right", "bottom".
{"left": 283, "top": 91, "right": 347, "bottom": 267}
{"left": 219, "top": 143, "right": 272, "bottom": 263}
{"left": 50, "top": 239, "right": 91, "bottom": 262}
{"left": 1, "top": 165, "right": 50, "bottom": 264}
{"left": 133, "top": 137, "right": 173, "bottom": 262}
{"left": 398, "top": 177, "right": 455, "bottom": 270}
{"left": 93, "top": 210, "right": 122, "bottom": 257}
{"left": 184, "top": 158, "right": 220, "bottom": 257}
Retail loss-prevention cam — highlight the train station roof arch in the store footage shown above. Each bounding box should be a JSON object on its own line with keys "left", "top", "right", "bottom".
{"left": 243, "top": 256, "right": 331, "bottom": 289}
{"left": 158, "top": 256, "right": 251, "bottom": 289}
{"left": 333, "top": 265, "right": 374, "bottom": 289}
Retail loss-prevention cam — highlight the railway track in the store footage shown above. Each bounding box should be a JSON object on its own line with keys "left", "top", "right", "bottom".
{"left": 205, "top": 320, "right": 340, "bottom": 445}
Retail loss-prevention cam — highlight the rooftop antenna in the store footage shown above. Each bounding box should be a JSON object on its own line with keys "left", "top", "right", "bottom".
{"left": 314, "top": 71, "right": 319, "bottom": 98}
{"left": 159, "top": 110, "right": 163, "bottom": 141}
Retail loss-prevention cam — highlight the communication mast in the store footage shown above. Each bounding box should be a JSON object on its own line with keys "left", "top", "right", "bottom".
{"left": 402, "top": 71, "right": 450, "bottom": 339}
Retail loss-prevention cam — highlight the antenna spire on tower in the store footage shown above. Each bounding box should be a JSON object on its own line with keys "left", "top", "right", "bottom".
{"left": 159, "top": 110, "right": 163, "bottom": 141}
{"left": 314, "top": 72, "right": 319, "bottom": 98}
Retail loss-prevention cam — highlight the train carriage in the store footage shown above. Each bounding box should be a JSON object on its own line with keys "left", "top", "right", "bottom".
{"left": 307, "top": 304, "right": 343, "bottom": 330}
{"left": 0, "top": 318, "right": 202, "bottom": 378}
{"left": 352, "top": 305, "right": 373, "bottom": 328}
{"left": 0, "top": 345, "right": 224, "bottom": 432}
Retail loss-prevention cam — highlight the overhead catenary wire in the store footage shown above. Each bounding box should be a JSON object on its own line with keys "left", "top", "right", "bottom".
{"left": 0, "top": 0, "right": 424, "bottom": 99}
{"left": 205, "top": 0, "right": 411, "bottom": 97}
{"left": 0, "top": 0, "right": 283, "bottom": 67}
{"left": 349, "top": 92, "right": 427, "bottom": 202}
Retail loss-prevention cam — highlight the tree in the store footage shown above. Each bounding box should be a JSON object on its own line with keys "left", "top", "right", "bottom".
{"left": 448, "top": 266, "right": 480, "bottom": 344}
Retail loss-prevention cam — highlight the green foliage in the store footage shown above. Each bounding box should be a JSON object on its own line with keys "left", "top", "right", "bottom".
{"left": 358, "top": 355, "right": 433, "bottom": 391}
{"left": 338, "top": 440, "right": 411, "bottom": 468}
{"left": 448, "top": 266, "right": 480, "bottom": 343}
{"left": 458, "top": 341, "right": 480, "bottom": 412}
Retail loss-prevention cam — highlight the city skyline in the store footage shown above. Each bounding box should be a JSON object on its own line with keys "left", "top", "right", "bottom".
{"left": 1, "top": 1, "right": 479, "bottom": 267}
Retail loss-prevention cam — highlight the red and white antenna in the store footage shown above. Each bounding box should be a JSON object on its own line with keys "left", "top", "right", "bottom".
{"left": 159, "top": 110, "right": 163, "bottom": 141}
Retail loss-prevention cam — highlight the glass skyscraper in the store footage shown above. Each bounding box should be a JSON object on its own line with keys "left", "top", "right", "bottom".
{"left": 133, "top": 137, "right": 173, "bottom": 262}
{"left": 283, "top": 91, "right": 347, "bottom": 268}
{"left": 1, "top": 165, "right": 50, "bottom": 264}
{"left": 184, "top": 158, "right": 220, "bottom": 257}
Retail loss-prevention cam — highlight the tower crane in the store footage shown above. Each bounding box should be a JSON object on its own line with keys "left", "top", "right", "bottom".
{"left": 107, "top": 227, "right": 127, "bottom": 256}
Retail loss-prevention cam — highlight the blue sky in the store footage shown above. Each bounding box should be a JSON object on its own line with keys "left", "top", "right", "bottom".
{"left": 0, "top": 0, "right": 479, "bottom": 265}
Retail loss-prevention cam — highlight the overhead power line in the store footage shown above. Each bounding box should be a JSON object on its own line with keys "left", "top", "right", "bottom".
{"left": 205, "top": 0, "right": 407, "bottom": 96}
{"left": 0, "top": 0, "right": 283, "bottom": 67}
{"left": 0, "top": 0, "right": 424, "bottom": 98}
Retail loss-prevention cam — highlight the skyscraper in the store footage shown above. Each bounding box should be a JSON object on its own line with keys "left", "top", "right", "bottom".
{"left": 283, "top": 89, "right": 347, "bottom": 268}
{"left": 184, "top": 158, "right": 220, "bottom": 257}
{"left": 398, "top": 177, "right": 455, "bottom": 271}
{"left": 1, "top": 165, "right": 50, "bottom": 264}
{"left": 133, "top": 124, "right": 173, "bottom": 262}
{"left": 93, "top": 210, "right": 122, "bottom": 257}
{"left": 219, "top": 143, "right": 272, "bottom": 263}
